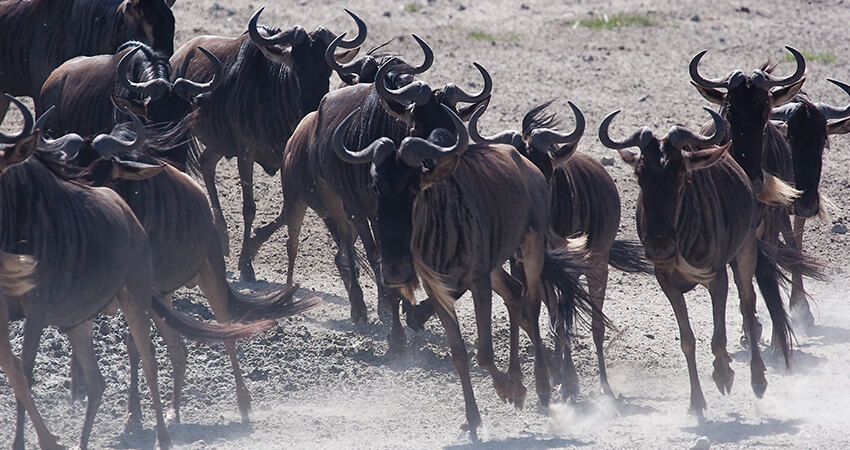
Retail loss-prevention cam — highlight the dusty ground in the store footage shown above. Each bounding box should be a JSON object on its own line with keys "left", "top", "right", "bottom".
{"left": 3, "top": 0, "right": 850, "bottom": 448}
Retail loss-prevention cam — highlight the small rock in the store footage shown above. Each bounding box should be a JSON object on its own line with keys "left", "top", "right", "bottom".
{"left": 831, "top": 224, "right": 848, "bottom": 234}
{"left": 736, "top": 6, "right": 751, "bottom": 13}
{"left": 521, "top": 3, "right": 530, "bottom": 9}
{"left": 383, "top": 11, "right": 391, "bottom": 17}
{"left": 638, "top": 95, "right": 648, "bottom": 102}
{"left": 458, "top": 4, "right": 466, "bottom": 11}
{"left": 691, "top": 437, "right": 711, "bottom": 450}
{"left": 645, "top": 333, "right": 655, "bottom": 339}
{"left": 690, "top": 14, "right": 701, "bottom": 22}
{"left": 600, "top": 156, "right": 615, "bottom": 166}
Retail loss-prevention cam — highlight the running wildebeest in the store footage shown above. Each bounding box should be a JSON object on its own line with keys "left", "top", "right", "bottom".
{"left": 334, "top": 103, "right": 606, "bottom": 438}
{"left": 0, "top": 96, "right": 272, "bottom": 450}
{"left": 38, "top": 41, "right": 221, "bottom": 139}
{"left": 768, "top": 78, "right": 850, "bottom": 327}
{"left": 169, "top": 7, "right": 367, "bottom": 280}
{"left": 599, "top": 106, "right": 794, "bottom": 418}
{"left": 270, "top": 52, "right": 491, "bottom": 351}
{"left": 0, "top": 0, "right": 176, "bottom": 120}
{"left": 688, "top": 46, "right": 824, "bottom": 339}
{"left": 469, "top": 100, "right": 652, "bottom": 400}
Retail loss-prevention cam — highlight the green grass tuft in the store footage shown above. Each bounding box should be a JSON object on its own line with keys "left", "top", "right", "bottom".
{"left": 788, "top": 50, "right": 835, "bottom": 64}
{"left": 403, "top": 3, "right": 421, "bottom": 13}
{"left": 573, "top": 12, "right": 657, "bottom": 30}
{"left": 466, "top": 30, "right": 519, "bottom": 42}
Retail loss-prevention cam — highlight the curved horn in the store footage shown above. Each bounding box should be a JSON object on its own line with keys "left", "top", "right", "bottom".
{"left": 117, "top": 45, "right": 170, "bottom": 100}
{"left": 92, "top": 109, "right": 147, "bottom": 156}
{"left": 324, "top": 33, "right": 365, "bottom": 84}
{"left": 173, "top": 47, "right": 223, "bottom": 99}
{"left": 468, "top": 102, "right": 521, "bottom": 145}
{"left": 769, "top": 102, "right": 800, "bottom": 122}
{"left": 815, "top": 78, "right": 850, "bottom": 120}
{"left": 398, "top": 104, "right": 469, "bottom": 167}
{"left": 598, "top": 109, "right": 653, "bottom": 150}
{"left": 31, "top": 105, "right": 84, "bottom": 156}
{"left": 248, "top": 7, "right": 306, "bottom": 48}
{"left": 406, "top": 34, "right": 434, "bottom": 75}
{"left": 336, "top": 9, "right": 367, "bottom": 48}
{"left": 689, "top": 50, "right": 744, "bottom": 89}
{"left": 333, "top": 108, "right": 395, "bottom": 165}
{"left": 441, "top": 62, "right": 492, "bottom": 106}
{"left": 757, "top": 46, "right": 806, "bottom": 89}
{"left": 527, "top": 101, "right": 586, "bottom": 151}
{"left": 0, "top": 95, "right": 33, "bottom": 143}
{"left": 375, "top": 58, "right": 433, "bottom": 106}
{"left": 667, "top": 107, "right": 727, "bottom": 149}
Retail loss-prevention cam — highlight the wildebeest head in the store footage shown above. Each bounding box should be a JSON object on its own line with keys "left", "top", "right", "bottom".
{"left": 333, "top": 104, "right": 469, "bottom": 286}
{"left": 599, "top": 107, "right": 729, "bottom": 262}
{"left": 112, "top": 43, "right": 222, "bottom": 125}
{"left": 469, "top": 99, "right": 585, "bottom": 178}
{"left": 689, "top": 46, "right": 805, "bottom": 194}
{"left": 373, "top": 56, "right": 491, "bottom": 138}
{"left": 247, "top": 7, "right": 365, "bottom": 110}
{"left": 118, "top": 0, "right": 176, "bottom": 55}
{"left": 769, "top": 79, "right": 850, "bottom": 217}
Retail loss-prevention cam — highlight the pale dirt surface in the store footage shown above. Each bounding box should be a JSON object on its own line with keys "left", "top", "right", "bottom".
{"left": 3, "top": 0, "right": 850, "bottom": 448}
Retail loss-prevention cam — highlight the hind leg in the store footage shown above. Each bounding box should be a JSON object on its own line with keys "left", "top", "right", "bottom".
{"left": 491, "top": 269, "right": 528, "bottom": 407}
{"left": 14, "top": 314, "right": 47, "bottom": 450}
{"left": 236, "top": 155, "right": 259, "bottom": 282}
{"left": 196, "top": 261, "right": 254, "bottom": 423}
{"left": 66, "top": 321, "right": 105, "bottom": 450}
{"left": 0, "top": 302, "right": 62, "bottom": 450}
{"left": 200, "top": 149, "right": 228, "bottom": 256}
{"left": 519, "top": 234, "right": 553, "bottom": 407}
{"left": 587, "top": 257, "right": 613, "bottom": 397}
{"left": 706, "top": 270, "right": 734, "bottom": 395}
{"left": 248, "top": 169, "right": 288, "bottom": 268}
{"left": 149, "top": 295, "right": 188, "bottom": 425}
{"left": 118, "top": 292, "right": 172, "bottom": 449}
{"left": 789, "top": 216, "right": 814, "bottom": 329}
{"left": 283, "top": 199, "right": 308, "bottom": 286}
{"left": 733, "top": 241, "right": 769, "bottom": 398}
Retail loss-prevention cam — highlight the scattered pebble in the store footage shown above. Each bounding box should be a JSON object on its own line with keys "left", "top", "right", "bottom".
{"left": 831, "top": 224, "right": 848, "bottom": 234}
{"left": 691, "top": 437, "right": 711, "bottom": 450}
{"left": 601, "top": 156, "right": 615, "bottom": 166}
{"left": 691, "top": 14, "right": 701, "bottom": 22}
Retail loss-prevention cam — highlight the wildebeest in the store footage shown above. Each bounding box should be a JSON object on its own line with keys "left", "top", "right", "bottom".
{"left": 768, "top": 78, "right": 850, "bottom": 326}
{"left": 0, "top": 0, "right": 176, "bottom": 120}
{"left": 599, "top": 106, "right": 793, "bottom": 417}
{"left": 169, "top": 7, "right": 367, "bottom": 280}
{"left": 34, "top": 107, "right": 318, "bottom": 427}
{"left": 334, "top": 103, "right": 605, "bottom": 438}
{"left": 469, "top": 100, "right": 652, "bottom": 400}
{"left": 268, "top": 53, "right": 491, "bottom": 351}
{"left": 38, "top": 41, "right": 222, "bottom": 139}
{"left": 0, "top": 96, "right": 271, "bottom": 450}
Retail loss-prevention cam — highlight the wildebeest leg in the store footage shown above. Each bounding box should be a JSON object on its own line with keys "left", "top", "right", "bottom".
{"left": 237, "top": 155, "right": 259, "bottom": 282}
{"left": 432, "top": 298, "right": 481, "bottom": 440}
{"left": 196, "top": 258, "right": 253, "bottom": 423}
{"left": 472, "top": 274, "right": 514, "bottom": 404}
{"left": 353, "top": 215, "right": 392, "bottom": 323}
{"left": 323, "top": 216, "right": 368, "bottom": 325}
{"left": 123, "top": 331, "right": 152, "bottom": 434}
{"left": 283, "top": 198, "right": 308, "bottom": 285}
{"left": 656, "top": 271, "right": 706, "bottom": 418}
{"left": 69, "top": 351, "right": 87, "bottom": 403}
{"left": 519, "top": 235, "right": 553, "bottom": 407}
{"left": 789, "top": 216, "right": 814, "bottom": 329}
{"left": 14, "top": 313, "right": 47, "bottom": 450}
{"left": 149, "top": 295, "right": 188, "bottom": 425}
{"left": 66, "top": 321, "right": 105, "bottom": 450}
{"left": 248, "top": 170, "right": 289, "bottom": 266}
{"left": 587, "top": 255, "right": 613, "bottom": 397}
{"left": 491, "top": 268, "right": 528, "bottom": 407}
{"left": 0, "top": 301, "right": 62, "bottom": 450}
{"left": 706, "top": 270, "right": 734, "bottom": 395}
{"left": 200, "top": 149, "right": 228, "bottom": 256}
{"left": 730, "top": 243, "right": 768, "bottom": 398}
{"left": 366, "top": 223, "right": 406, "bottom": 350}
{"left": 118, "top": 291, "right": 172, "bottom": 450}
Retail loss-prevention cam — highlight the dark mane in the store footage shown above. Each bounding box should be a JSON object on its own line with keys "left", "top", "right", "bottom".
{"left": 522, "top": 99, "right": 560, "bottom": 137}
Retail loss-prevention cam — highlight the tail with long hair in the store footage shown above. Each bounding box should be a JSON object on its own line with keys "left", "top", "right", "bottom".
{"left": 773, "top": 241, "right": 829, "bottom": 283}
{"left": 608, "top": 239, "right": 654, "bottom": 274}
{"left": 754, "top": 240, "right": 794, "bottom": 369}
{"left": 542, "top": 247, "right": 610, "bottom": 338}
{"left": 150, "top": 297, "right": 275, "bottom": 341}
{"left": 227, "top": 283, "right": 320, "bottom": 321}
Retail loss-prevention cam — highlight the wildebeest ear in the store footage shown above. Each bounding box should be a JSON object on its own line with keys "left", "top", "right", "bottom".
{"left": 616, "top": 148, "right": 640, "bottom": 167}
{"left": 682, "top": 142, "right": 730, "bottom": 171}
{"left": 111, "top": 159, "right": 166, "bottom": 181}
{"left": 1, "top": 131, "right": 39, "bottom": 168}
{"left": 550, "top": 141, "right": 579, "bottom": 167}
{"left": 420, "top": 155, "right": 460, "bottom": 189}
{"left": 456, "top": 99, "right": 489, "bottom": 122}
{"left": 827, "top": 116, "right": 850, "bottom": 135}
{"left": 335, "top": 47, "right": 360, "bottom": 64}
{"left": 769, "top": 78, "right": 806, "bottom": 107}
{"left": 690, "top": 82, "right": 726, "bottom": 106}
{"left": 111, "top": 95, "right": 148, "bottom": 119}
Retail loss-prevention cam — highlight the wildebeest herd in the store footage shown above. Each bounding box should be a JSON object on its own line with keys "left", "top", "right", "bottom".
{"left": 0, "top": 1, "right": 848, "bottom": 448}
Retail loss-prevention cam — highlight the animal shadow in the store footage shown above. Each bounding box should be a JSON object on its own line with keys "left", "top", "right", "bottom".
{"left": 683, "top": 414, "right": 803, "bottom": 444}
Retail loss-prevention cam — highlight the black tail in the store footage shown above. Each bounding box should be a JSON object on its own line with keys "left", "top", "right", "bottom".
{"left": 755, "top": 240, "right": 794, "bottom": 369}
{"left": 150, "top": 297, "right": 275, "bottom": 341}
{"left": 542, "top": 247, "right": 611, "bottom": 338}
{"left": 608, "top": 239, "right": 654, "bottom": 274}
{"left": 227, "top": 283, "right": 321, "bottom": 321}
{"left": 775, "top": 241, "right": 829, "bottom": 282}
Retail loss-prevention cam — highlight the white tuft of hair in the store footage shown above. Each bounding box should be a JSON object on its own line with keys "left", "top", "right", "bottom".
{"left": 412, "top": 253, "right": 457, "bottom": 321}
{"left": 817, "top": 192, "right": 838, "bottom": 222}
{"left": 756, "top": 172, "right": 801, "bottom": 206}
{"left": 0, "top": 251, "right": 37, "bottom": 297}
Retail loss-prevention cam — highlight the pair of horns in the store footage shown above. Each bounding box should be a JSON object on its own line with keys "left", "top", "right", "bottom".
{"left": 119, "top": 45, "right": 222, "bottom": 100}
{"left": 375, "top": 57, "right": 490, "bottom": 107}
{"left": 690, "top": 46, "right": 806, "bottom": 90}
{"left": 249, "top": 7, "right": 365, "bottom": 49}
{"left": 599, "top": 107, "right": 726, "bottom": 151}
{"left": 469, "top": 101, "right": 585, "bottom": 156}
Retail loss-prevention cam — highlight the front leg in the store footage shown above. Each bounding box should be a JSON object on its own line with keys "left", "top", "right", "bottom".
{"left": 706, "top": 270, "right": 733, "bottom": 395}
{"left": 200, "top": 149, "right": 229, "bottom": 256}
{"left": 237, "top": 155, "right": 258, "bottom": 281}
{"left": 14, "top": 314, "right": 47, "bottom": 450}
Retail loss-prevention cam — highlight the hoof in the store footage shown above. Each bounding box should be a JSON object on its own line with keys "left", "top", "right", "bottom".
{"left": 154, "top": 432, "right": 172, "bottom": 450}
{"left": 377, "top": 299, "right": 393, "bottom": 325}
{"left": 165, "top": 408, "right": 180, "bottom": 426}
{"left": 752, "top": 381, "right": 767, "bottom": 399}
{"left": 239, "top": 266, "right": 256, "bottom": 283}
{"left": 123, "top": 413, "right": 143, "bottom": 435}
{"left": 459, "top": 422, "right": 480, "bottom": 442}
{"left": 712, "top": 358, "right": 735, "bottom": 395}
{"left": 791, "top": 303, "right": 815, "bottom": 332}
{"left": 386, "top": 333, "right": 407, "bottom": 356}
{"left": 537, "top": 390, "right": 551, "bottom": 409}
{"left": 687, "top": 405, "right": 706, "bottom": 420}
